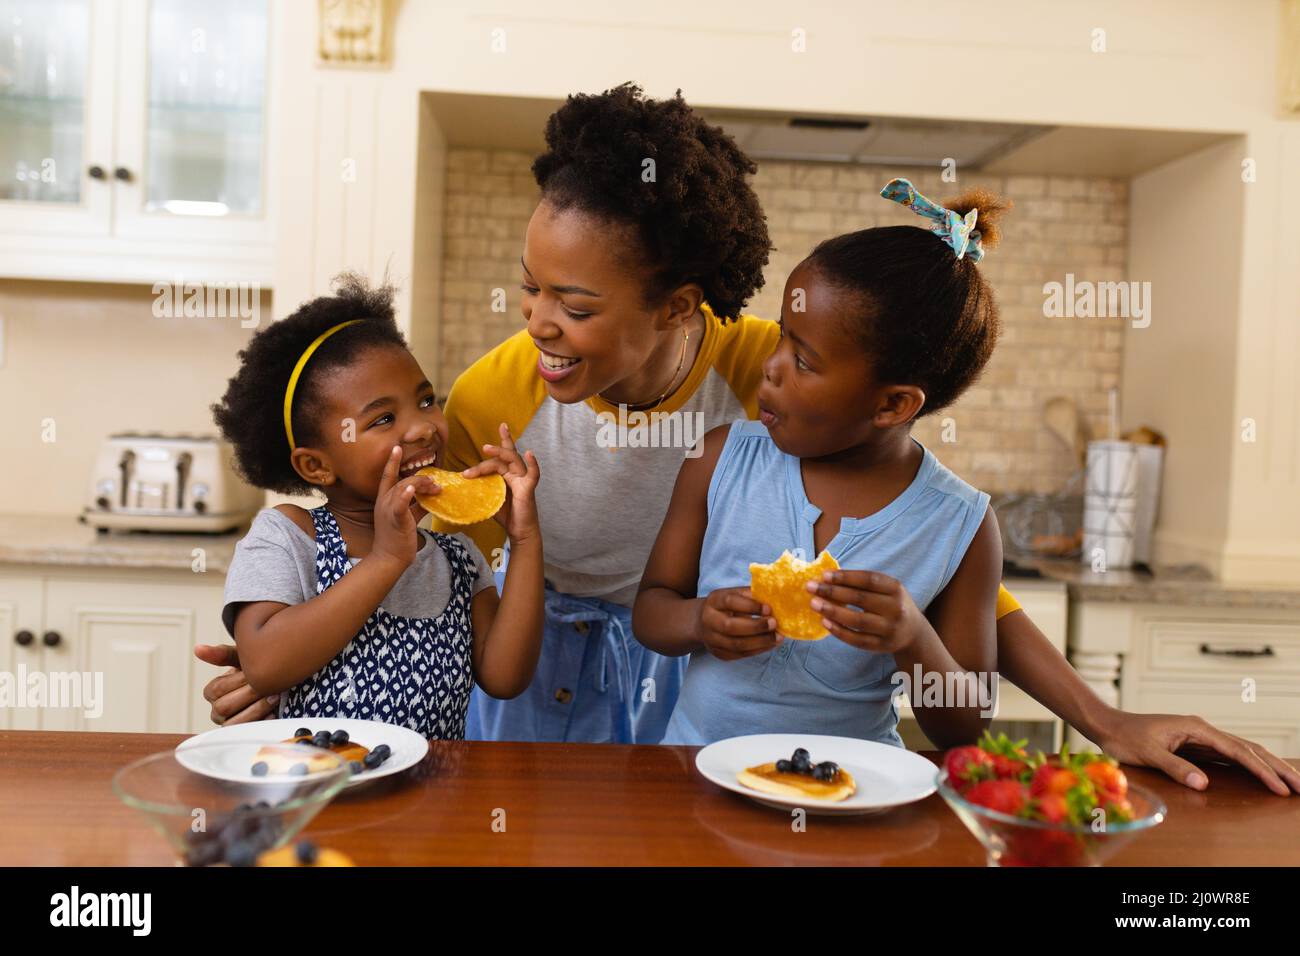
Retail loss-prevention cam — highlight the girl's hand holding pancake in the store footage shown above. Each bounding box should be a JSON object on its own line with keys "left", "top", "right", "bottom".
{"left": 373, "top": 445, "right": 438, "bottom": 567}
{"left": 464, "top": 423, "right": 541, "bottom": 545}
{"left": 806, "top": 570, "right": 923, "bottom": 654}
{"left": 695, "top": 587, "right": 782, "bottom": 661}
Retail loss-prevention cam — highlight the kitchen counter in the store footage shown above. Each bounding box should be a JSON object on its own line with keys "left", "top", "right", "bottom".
{"left": 1016, "top": 559, "right": 1300, "bottom": 611}
{"left": 0, "top": 513, "right": 244, "bottom": 574}
{"left": 2, "top": 731, "right": 1297, "bottom": 866}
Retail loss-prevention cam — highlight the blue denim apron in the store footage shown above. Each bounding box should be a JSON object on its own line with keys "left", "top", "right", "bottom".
{"left": 466, "top": 559, "right": 686, "bottom": 744}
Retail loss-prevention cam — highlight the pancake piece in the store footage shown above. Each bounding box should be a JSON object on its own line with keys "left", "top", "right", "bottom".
{"left": 749, "top": 549, "right": 840, "bottom": 640}
{"left": 251, "top": 734, "right": 370, "bottom": 775}
{"left": 413, "top": 465, "right": 506, "bottom": 524}
{"left": 737, "top": 762, "right": 857, "bottom": 802}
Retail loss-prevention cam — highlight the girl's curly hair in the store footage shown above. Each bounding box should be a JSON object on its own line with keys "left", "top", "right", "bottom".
{"left": 532, "top": 82, "right": 772, "bottom": 321}
{"left": 211, "top": 272, "right": 407, "bottom": 496}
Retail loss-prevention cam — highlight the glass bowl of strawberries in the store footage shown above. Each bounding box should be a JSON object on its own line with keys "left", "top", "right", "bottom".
{"left": 936, "top": 732, "right": 1166, "bottom": 867}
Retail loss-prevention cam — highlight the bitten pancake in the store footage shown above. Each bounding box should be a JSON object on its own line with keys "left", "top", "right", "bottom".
{"left": 413, "top": 466, "right": 506, "bottom": 525}
{"left": 737, "top": 762, "right": 857, "bottom": 802}
{"left": 749, "top": 549, "right": 840, "bottom": 640}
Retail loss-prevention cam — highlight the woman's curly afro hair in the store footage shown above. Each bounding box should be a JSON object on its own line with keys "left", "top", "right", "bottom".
{"left": 531, "top": 82, "right": 772, "bottom": 321}
{"left": 211, "top": 272, "right": 408, "bottom": 496}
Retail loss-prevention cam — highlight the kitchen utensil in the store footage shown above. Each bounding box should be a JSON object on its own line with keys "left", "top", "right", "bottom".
{"left": 113, "top": 742, "right": 349, "bottom": 866}
{"left": 936, "top": 770, "right": 1165, "bottom": 866}
{"left": 1083, "top": 439, "right": 1140, "bottom": 568}
{"left": 177, "top": 717, "right": 429, "bottom": 789}
{"left": 83, "top": 432, "right": 263, "bottom": 533}
{"left": 694, "top": 733, "right": 937, "bottom": 816}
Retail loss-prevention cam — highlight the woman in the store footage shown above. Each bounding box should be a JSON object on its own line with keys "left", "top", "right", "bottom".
{"left": 199, "top": 84, "right": 1299, "bottom": 795}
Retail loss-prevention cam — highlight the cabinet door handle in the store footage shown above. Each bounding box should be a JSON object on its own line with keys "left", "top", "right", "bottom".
{"left": 42, "top": 630, "right": 62, "bottom": 647}
{"left": 113, "top": 166, "right": 132, "bottom": 182}
{"left": 14, "top": 630, "right": 34, "bottom": 646}
{"left": 1199, "top": 643, "right": 1274, "bottom": 659}
{"left": 88, "top": 165, "right": 106, "bottom": 180}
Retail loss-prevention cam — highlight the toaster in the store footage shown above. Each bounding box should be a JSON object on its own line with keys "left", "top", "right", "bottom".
{"left": 83, "top": 432, "right": 264, "bottom": 533}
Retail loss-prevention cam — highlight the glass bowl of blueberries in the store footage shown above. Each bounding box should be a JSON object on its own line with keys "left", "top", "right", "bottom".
{"left": 113, "top": 741, "right": 351, "bottom": 866}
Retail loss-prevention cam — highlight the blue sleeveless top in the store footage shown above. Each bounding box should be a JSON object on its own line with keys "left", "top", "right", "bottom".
{"left": 661, "top": 420, "right": 990, "bottom": 746}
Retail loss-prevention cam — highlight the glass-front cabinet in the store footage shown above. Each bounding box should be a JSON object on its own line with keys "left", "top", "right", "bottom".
{"left": 0, "top": 0, "right": 277, "bottom": 283}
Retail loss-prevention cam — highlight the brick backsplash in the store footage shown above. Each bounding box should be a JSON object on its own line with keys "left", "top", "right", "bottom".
{"left": 439, "top": 148, "right": 1128, "bottom": 495}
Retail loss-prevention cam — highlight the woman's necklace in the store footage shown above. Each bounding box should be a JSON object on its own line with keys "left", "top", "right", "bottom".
{"left": 602, "top": 325, "right": 690, "bottom": 412}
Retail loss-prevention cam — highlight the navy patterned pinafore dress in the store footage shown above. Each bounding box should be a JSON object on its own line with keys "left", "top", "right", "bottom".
{"left": 278, "top": 505, "right": 477, "bottom": 739}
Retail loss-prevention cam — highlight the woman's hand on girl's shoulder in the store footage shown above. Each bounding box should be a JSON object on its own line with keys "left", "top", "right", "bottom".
{"left": 805, "top": 569, "right": 923, "bottom": 655}
{"left": 468, "top": 423, "right": 541, "bottom": 545}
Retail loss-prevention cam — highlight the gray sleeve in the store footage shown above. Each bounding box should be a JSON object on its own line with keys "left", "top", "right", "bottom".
{"left": 453, "top": 533, "right": 499, "bottom": 596}
{"left": 221, "top": 509, "right": 316, "bottom": 636}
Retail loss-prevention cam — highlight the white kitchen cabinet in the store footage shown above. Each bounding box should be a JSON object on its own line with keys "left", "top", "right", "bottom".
{"left": 0, "top": 571, "right": 45, "bottom": 730}
{"left": 0, "top": 0, "right": 280, "bottom": 284}
{"left": 0, "top": 565, "right": 226, "bottom": 734}
{"left": 1069, "top": 601, "right": 1300, "bottom": 756}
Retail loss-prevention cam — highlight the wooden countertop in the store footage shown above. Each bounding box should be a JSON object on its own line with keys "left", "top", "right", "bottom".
{"left": 2, "top": 731, "right": 1296, "bottom": 866}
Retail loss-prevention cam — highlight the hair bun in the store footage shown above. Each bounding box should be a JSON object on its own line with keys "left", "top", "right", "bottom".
{"left": 944, "top": 187, "right": 1013, "bottom": 250}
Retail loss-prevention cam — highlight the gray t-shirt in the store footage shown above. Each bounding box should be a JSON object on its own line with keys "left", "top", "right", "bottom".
{"left": 222, "top": 508, "right": 496, "bottom": 637}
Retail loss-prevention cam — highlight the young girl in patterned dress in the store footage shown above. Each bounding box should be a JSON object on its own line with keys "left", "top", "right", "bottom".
{"left": 212, "top": 273, "right": 545, "bottom": 739}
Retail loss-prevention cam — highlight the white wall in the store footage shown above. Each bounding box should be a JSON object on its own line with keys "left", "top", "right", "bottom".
{"left": 272, "top": 0, "right": 1300, "bottom": 581}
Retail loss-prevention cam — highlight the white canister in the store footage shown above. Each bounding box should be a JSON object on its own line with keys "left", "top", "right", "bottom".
{"left": 1083, "top": 440, "right": 1140, "bottom": 569}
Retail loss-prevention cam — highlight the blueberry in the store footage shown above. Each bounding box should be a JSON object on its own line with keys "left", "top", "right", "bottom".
{"left": 372, "top": 744, "right": 391, "bottom": 760}
{"left": 185, "top": 839, "right": 225, "bottom": 867}
{"left": 817, "top": 760, "right": 839, "bottom": 776}
{"left": 792, "top": 748, "right": 810, "bottom": 762}
{"left": 775, "top": 759, "right": 793, "bottom": 773}
{"left": 224, "top": 840, "right": 259, "bottom": 867}
{"left": 791, "top": 749, "right": 812, "bottom": 773}
{"left": 812, "top": 764, "right": 836, "bottom": 782}
{"left": 362, "top": 751, "right": 383, "bottom": 770}
{"left": 295, "top": 840, "right": 319, "bottom": 865}
{"left": 349, "top": 760, "right": 364, "bottom": 774}
{"left": 294, "top": 727, "right": 311, "bottom": 738}
{"left": 330, "top": 729, "right": 349, "bottom": 746}
{"left": 289, "top": 762, "right": 309, "bottom": 776}
{"left": 250, "top": 761, "right": 268, "bottom": 777}
{"left": 296, "top": 737, "right": 315, "bottom": 746}
{"left": 312, "top": 730, "right": 332, "bottom": 748}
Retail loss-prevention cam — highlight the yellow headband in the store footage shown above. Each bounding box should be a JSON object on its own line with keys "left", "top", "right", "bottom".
{"left": 283, "top": 319, "right": 362, "bottom": 452}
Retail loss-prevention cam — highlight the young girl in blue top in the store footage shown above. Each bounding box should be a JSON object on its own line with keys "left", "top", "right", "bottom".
{"left": 635, "top": 180, "right": 1008, "bottom": 749}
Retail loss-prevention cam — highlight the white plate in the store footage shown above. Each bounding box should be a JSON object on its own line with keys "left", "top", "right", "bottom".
{"left": 695, "top": 733, "right": 938, "bottom": 816}
{"left": 176, "top": 718, "right": 428, "bottom": 788}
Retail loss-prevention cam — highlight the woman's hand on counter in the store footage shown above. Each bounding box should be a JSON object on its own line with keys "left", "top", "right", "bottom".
{"left": 1092, "top": 708, "right": 1300, "bottom": 796}
{"left": 194, "top": 643, "right": 277, "bottom": 725}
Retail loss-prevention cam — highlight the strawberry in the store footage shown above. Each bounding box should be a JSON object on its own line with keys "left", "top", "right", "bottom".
{"left": 1033, "top": 792, "right": 1070, "bottom": 824}
{"left": 1030, "top": 764, "right": 1080, "bottom": 797}
{"left": 964, "top": 779, "right": 1029, "bottom": 816}
{"left": 1083, "top": 760, "right": 1128, "bottom": 801}
{"left": 943, "top": 746, "right": 993, "bottom": 791}
{"left": 978, "top": 731, "right": 1031, "bottom": 780}
{"left": 1104, "top": 797, "right": 1135, "bottom": 823}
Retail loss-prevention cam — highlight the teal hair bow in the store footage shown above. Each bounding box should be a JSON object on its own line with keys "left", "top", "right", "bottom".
{"left": 879, "top": 177, "right": 984, "bottom": 262}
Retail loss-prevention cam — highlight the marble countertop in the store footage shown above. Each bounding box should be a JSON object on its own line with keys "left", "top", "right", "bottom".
{"left": 0, "top": 512, "right": 244, "bottom": 575}
{"left": 1013, "top": 558, "right": 1300, "bottom": 611}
